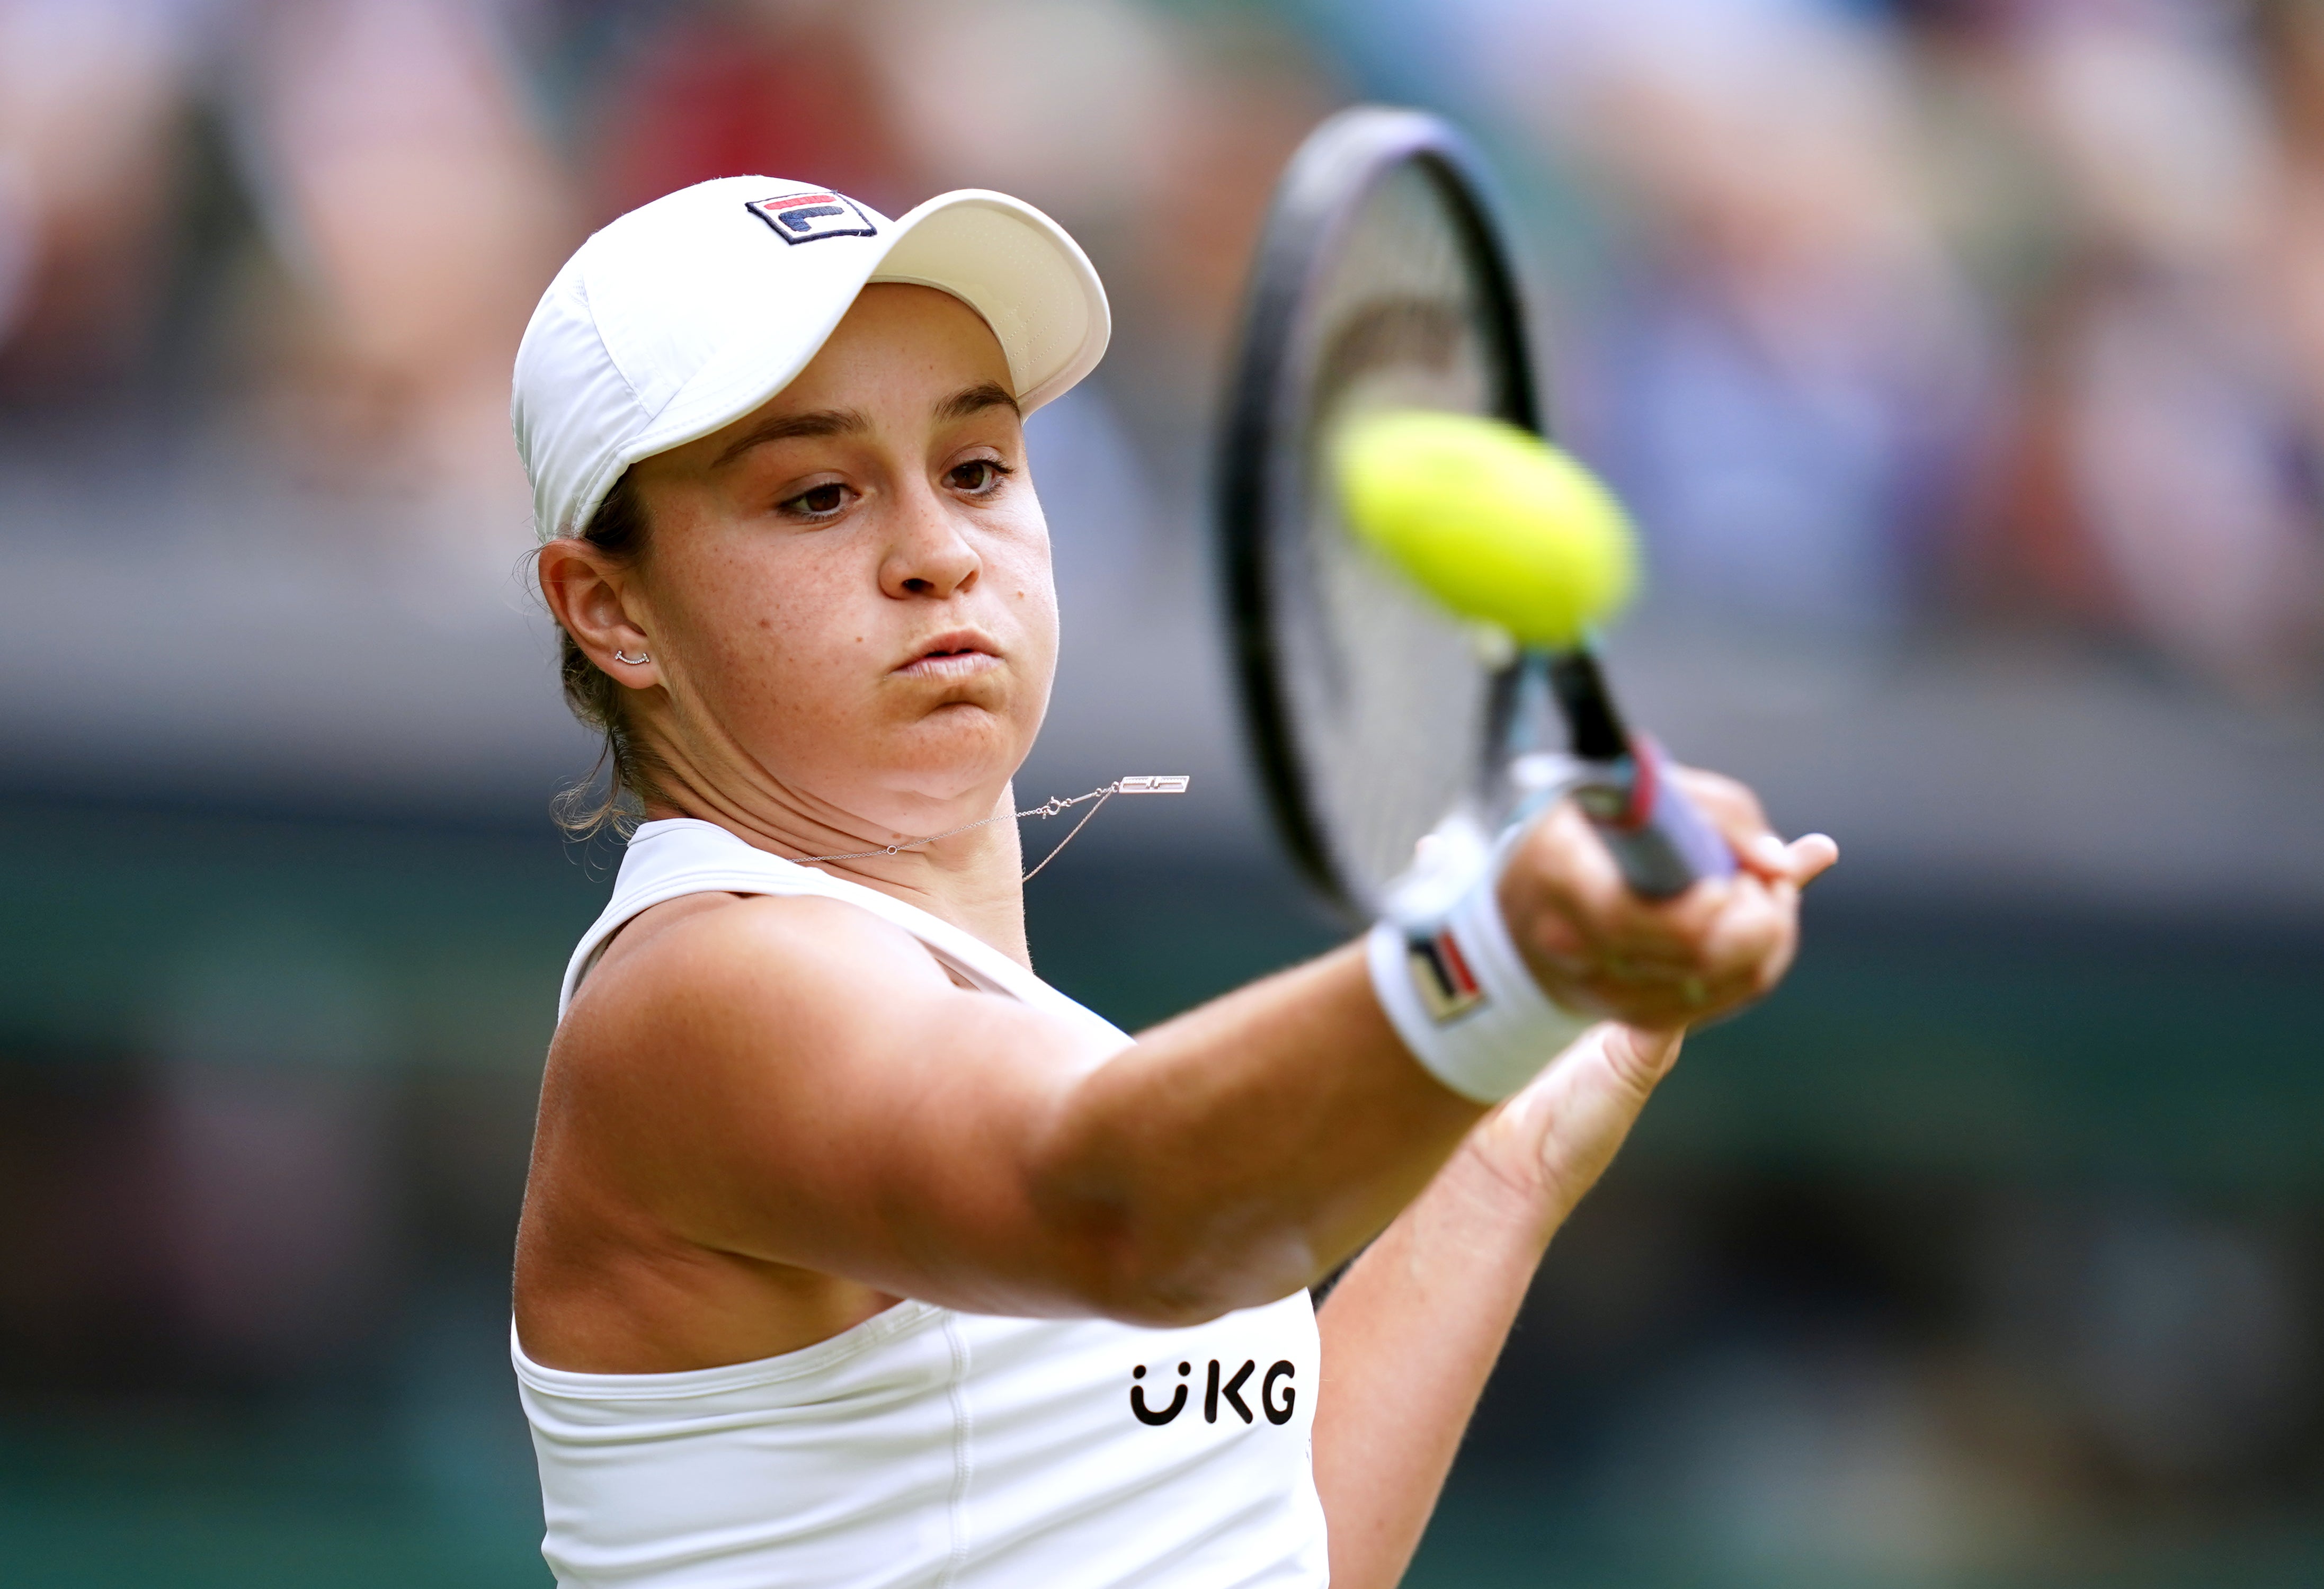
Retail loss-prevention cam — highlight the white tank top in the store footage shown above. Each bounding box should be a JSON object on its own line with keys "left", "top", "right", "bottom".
{"left": 516, "top": 818, "right": 1329, "bottom": 1589}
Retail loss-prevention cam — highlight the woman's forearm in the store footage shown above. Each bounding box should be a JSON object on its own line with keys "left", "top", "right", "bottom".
{"left": 1311, "top": 1145, "right": 1555, "bottom": 1589}
{"left": 1044, "top": 945, "right": 1486, "bottom": 1318}
{"left": 1047, "top": 812, "right": 1812, "bottom": 1325}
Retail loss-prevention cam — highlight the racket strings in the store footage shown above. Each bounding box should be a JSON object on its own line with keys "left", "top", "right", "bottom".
{"left": 1280, "top": 162, "right": 1514, "bottom": 904}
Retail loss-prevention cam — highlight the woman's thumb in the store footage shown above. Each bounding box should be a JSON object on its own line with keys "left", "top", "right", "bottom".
{"left": 1600, "top": 1024, "right": 1685, "bottom": 1099}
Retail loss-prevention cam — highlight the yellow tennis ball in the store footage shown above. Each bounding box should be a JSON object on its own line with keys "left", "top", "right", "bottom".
{"left": 1333, "top": 409, "right": 1638, "bottom": 649}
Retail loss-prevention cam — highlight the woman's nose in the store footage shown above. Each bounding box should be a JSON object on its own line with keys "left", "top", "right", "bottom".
{"left": 880, "top": 485, "right": 981, "bottom": 600}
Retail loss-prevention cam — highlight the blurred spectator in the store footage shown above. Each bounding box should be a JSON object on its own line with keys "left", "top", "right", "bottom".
{"left": 0, "top": 0, "right": 202, "bottom": 394}
{"left": 868, "top": 0, "right": 1190, "bottom": 237}
{"left": 2259, "top": 0, "right": 2324, "bottom": 436}
{"left": 0, "top": 0, "right": 568, "bottom": 551}
{"left": 1990, "top": 0, "right": 2324, "bottom": 692}
{"left": 241, "top": 0, "right": 571, "bottom": 528}
{"left": 863, "top": 0, "right": 1334, "bottom": 430}
{"left": 588, "top": 0, "right": 916, "bottom": 220}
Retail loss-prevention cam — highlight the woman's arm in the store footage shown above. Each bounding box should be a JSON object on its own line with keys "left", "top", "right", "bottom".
{"left": 1312, "top": 1024, "right": 1684, "bottom": 1589}
{"left": 535, "top": 787, "right": 1829, "bottom": 1330}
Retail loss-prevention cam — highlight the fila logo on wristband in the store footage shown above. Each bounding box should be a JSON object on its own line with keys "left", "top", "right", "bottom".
{"left": 1367, "top": 819, "right": 1594, "bottom": 1103}
{"left": 1407, "top": 927, "right": 1485, "bottom": 1022}
{"left": 744, "top": 191, "right": 879, "bottom": 244}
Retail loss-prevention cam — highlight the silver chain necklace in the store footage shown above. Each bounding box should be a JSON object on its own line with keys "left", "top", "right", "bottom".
{"left": 797, "top": 775, "right": 1189, "bottom": 881}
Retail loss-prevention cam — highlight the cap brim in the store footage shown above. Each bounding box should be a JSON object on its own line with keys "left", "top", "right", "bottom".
{"left": 868, "top": 191, "right": 1110, "bottom": 414}
{"left": 591, "top": 190, "right": 1110, "bottom": 524}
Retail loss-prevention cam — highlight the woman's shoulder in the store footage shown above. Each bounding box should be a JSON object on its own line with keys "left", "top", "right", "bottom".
{"left": 559, "top": 888, "right": 953, "bottom": 1059}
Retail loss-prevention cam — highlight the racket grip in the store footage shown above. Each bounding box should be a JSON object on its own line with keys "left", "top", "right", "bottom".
{"left": 1573, "top": 736, "right": 1735, "bottom": 900}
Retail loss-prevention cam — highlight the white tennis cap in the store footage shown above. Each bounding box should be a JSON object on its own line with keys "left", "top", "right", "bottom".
{"left": 513, "top": 177, "right": 1110, "bottom": 541}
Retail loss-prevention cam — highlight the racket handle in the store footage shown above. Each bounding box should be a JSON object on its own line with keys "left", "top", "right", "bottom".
{"left": 1572, "top": 735, "right": 1735, "bottom": 899}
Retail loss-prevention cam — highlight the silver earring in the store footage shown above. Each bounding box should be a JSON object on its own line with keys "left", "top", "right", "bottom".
{"left": 613, "top": 649, "right": 649, "bottom": 665}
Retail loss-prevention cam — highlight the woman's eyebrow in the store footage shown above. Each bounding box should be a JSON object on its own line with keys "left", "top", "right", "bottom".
{"left": 713, "top": 407, "right": 871, "bottom": 468}
{"left": 934, "top": 381, "right": 1021, "bottom": 424}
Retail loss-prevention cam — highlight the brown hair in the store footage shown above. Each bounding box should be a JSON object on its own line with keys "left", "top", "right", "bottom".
{"left": 551, "top": 467, "right": 672, "bottom": 837}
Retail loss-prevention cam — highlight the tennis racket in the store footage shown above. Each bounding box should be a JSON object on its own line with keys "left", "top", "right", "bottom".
{"left": 1215, "top": 105, "right": 1734, "bottom": 918}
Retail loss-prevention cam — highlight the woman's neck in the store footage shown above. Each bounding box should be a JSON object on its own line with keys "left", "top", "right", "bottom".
{"left": 644, "top": 783, "right": 1035, "bottom": 969}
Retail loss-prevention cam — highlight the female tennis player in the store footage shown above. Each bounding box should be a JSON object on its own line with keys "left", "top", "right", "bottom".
{"left": 513, "top": 178, "right": 1835, "bottom": 1589}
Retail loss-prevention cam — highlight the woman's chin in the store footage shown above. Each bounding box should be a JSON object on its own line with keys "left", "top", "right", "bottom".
{"left": 872, "top": 723, "right": 1029, "bottom": 812}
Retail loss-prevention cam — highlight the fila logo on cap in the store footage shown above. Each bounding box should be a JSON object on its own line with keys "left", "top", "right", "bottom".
{"left": 745, "top": 191, "right": 879, "bottom": 244}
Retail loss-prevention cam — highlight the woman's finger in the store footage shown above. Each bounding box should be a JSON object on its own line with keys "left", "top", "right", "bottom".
{"left": 1787, "top": 833, "right": 1840, "bottom": 885}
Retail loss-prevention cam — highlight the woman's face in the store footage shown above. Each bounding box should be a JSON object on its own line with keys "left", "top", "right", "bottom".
{"left": 609, "top": 284, "right": 1058, "bottom": 841}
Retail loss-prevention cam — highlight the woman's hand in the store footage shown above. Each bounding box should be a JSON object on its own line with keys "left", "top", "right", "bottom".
{"left": 1464, "top": 776, "right": 1838, "bottom": 1235}
{"left": 1495, "top": 767, "right": 1839, "bottom": 1031}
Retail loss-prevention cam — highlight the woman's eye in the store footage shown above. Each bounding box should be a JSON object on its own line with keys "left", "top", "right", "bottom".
{"left": 948, "top": 459, "right": 1009, "bottom": 495}
{"left": 781, "top": 482, "right": 849, "bottom": 518}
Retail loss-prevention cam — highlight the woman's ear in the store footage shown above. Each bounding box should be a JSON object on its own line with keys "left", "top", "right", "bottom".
{"left": 539, "top": 538, "right": 661, "bottom": 687}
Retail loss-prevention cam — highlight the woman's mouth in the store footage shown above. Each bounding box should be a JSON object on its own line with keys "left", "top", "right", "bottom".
{"left": 895, "top": 631, "right": 1001, "bottom": 681}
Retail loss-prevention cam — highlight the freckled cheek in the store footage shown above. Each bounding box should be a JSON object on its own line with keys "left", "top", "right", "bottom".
{"left": 737, "top": 613, "right": 861, "bottom": 728}
{"left": 987, "top": 546, "right": 1058, "bottom": 648}
{"left": 678, "top": 566, "right": 870, "bottom": 735}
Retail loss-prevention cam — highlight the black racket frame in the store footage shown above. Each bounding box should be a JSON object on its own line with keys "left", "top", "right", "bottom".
{"left": 1217, "top": 105, "right": 1735, "bottom": 915}
{"left": 1217, "top": 107, "right": 1548, "bottom": 914}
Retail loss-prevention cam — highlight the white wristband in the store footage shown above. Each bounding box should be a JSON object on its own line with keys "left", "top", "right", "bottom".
{"left": 1366, "top": 820, "right": 1593, "bottom": 1104}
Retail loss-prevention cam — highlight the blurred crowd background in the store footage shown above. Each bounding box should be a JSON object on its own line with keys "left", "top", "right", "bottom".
{"left": 1, "top": 1, "right": 2319, "bottom": 1585}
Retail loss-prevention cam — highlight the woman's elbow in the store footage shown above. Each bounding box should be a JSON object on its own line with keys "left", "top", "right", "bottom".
{"left": 1046, "top": 1202, "right": 1318, "bottom": 1329}
{"left": 1026, "top": 1095, "right": 1320, "bottom": 1325}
